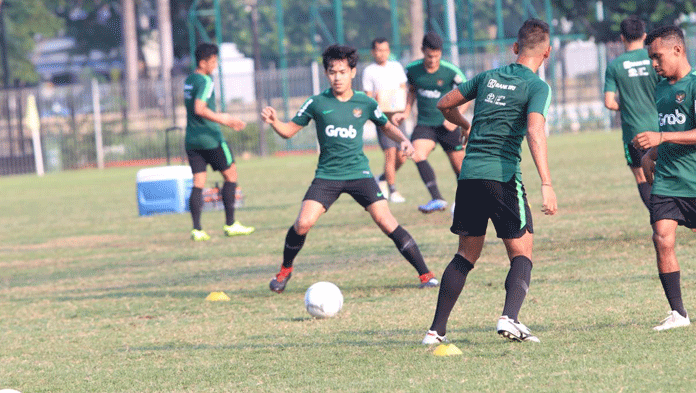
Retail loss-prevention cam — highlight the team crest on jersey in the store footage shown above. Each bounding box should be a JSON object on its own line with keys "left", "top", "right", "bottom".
{"left": 676, "top": 91, "right": 686, "bottom": 104}
{"left": 437, "top": 79, "right": 444, "bottom": 86}
{"left": 353, "top": 108, "right": 363, "bottom": 118}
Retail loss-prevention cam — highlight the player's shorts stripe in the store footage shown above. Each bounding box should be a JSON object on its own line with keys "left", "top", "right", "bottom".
{"left": 221, "top": 141, "right": 233, "bottom": 165}
{"left": 624, "top": 143, "right": 633, "bottom": 165}
{"left": 516, "top": 178, "right": 526, "bottom": 230}
{"left": 296, "top": 98, "right": 313, "bottom": 117}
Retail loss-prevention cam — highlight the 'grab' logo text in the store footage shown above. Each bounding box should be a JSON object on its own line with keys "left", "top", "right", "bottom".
{"left": 659, "top": 109, "right": 687, "bottom": 126}
{"left": 325, "top": 124, "right": 357, "bottom": 138}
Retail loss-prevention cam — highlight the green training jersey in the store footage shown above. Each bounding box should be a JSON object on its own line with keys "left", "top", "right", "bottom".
{"left": 458, "top": 63, "right": 551, "bottom": 182}
{"left": 292, "top": 89, "right": 389, "bottom": 180}
{"left": 405, "top": 60, "right": 466, "bottom": 126}
{"left": 604, "top": 48, "right": 660, "bottom": 144}
{"left": 652, "top": 71, "right": 696, "bottom": 198}
{"left": 184, "top": 73, "right": 223, "bottom": 150}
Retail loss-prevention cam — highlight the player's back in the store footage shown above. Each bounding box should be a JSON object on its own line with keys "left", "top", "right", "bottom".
{"left": 460, "top": 63, "right": 550, "bottom": 182}
{"left": 605, "top": 49, "right": 659, "bottom": 140}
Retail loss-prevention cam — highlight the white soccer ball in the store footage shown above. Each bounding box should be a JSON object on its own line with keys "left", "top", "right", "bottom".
{"left": 304, "top": 281, "right": 343, "bottom": 318}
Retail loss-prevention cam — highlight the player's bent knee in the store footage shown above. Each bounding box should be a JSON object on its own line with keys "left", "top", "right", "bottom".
{"left": 294, "top": 219, "right": 316, "bottom": 235}
{"left": 652, "top": 231, "right": 675, "bottom": 249}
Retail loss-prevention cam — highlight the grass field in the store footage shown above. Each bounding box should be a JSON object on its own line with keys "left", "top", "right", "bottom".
{"left": 2, "top": 130, "right": 696, "bottom": 392}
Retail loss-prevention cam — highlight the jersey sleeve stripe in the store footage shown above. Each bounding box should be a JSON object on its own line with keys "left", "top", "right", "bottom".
{"left": 296, "top": 98, "right": 314, "bottom": 117}
{"left": 201, "top": 75, "right": 214, "bottom": 100}
{"left": 541, "top": 81, "right": 552, "bottom": 118}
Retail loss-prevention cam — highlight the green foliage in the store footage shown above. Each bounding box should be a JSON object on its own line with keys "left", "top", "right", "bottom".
{"left": 0, "top": 0, "right": 62, "bottom": 84}
{"left": 552, "top": 0, "right": 695, "bottom": 42}
{"left": 55, "top": 0, "right": 122, "bottom": 55}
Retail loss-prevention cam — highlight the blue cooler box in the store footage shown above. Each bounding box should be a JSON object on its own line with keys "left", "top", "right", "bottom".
{"left": 136, "top": 165, "right": 193, "bottom": 216}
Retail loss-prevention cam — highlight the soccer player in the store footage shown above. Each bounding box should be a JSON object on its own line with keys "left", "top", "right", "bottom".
{"left": 604, "top": 16, "right": 660, "bottom": 210}
{"left": 392, "top": 32, "right": 470, "bottom": 213}
{"left": 184, "top": 43, "right": 255, "bottom": 241}
{"left": 362, "top": 37, "right": 408, "bottom": 203}
{"left": 261, "top": 44, "right": 439, "bottom": 293}
{"left": 633, "top": 25, "right": 694, "bottom": 331}
{"left": 422, "top": 19, "right": 557, "bottom": 344}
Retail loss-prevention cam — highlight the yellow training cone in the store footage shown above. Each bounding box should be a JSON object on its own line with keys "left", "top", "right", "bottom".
{"left": 205, "top": 291, "right": 231, "bottom": 301}
{"left": 433, "top": 343, "right": 463, "bottom": 356}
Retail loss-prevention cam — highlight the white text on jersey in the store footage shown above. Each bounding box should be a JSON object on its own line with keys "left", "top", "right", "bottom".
{"left": 325, "top": 125, "right": 358, "bottom": 138}
{"left": 659, "top": 109, "right": 687, "bottom": 126}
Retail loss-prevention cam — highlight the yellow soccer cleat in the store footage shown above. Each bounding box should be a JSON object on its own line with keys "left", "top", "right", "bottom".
{"left": 223, "top": 221, "right": 255, "bottom": 237}
{"left": 191, "top": 229, "right": 211, "bottom": 242}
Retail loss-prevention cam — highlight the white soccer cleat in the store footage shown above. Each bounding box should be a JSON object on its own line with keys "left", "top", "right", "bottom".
{"left": 422, "top": 330, "right": 448, "bottom": 345}
{"left": 389, "top": 191, "right": 406, "bottom": 203}
{"left": 653, "top": 310, "right": 690, "bottom": 331}
{"left": 497, "top": 315, "right": 540, "bottom": 343}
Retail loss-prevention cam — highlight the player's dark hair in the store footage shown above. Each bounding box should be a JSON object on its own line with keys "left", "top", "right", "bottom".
{"left": 645, "top": 25, "right": 685, "bottom": 47}
{"left": 371, "top": 37, "right": 389, "bottom": 49}
{"left": 517, "top": 18, "right": 550, "bottom": 52}
{"left": 620, "top": 16, "right": 645, "bottom": 42}
{"left": 195, "top": 43, "right": 219, "bottom": 66}
{"left": 322, "top": 44, "right": 359, "bottom": 70}
{"left": 422, "top": 32, "right": 443, "bottom": 51}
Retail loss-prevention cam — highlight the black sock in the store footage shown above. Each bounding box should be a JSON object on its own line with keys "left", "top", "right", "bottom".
{"left": 388, "top": 225, "right": 429, "bottom": 275}
{"left": 659, "top": 271, "right": 687, "bottom": 317}
{"left": 283, "top": 226, "right": 307, "bottom": 268}
{"left": 637, "top": 182, "right": 652, "bottom": 211}
{"left": 416, "top": 160, "right": 443, "bottom": 200}
{"left": 388, "top": 184, "right": 397, "bottom": 194}
{"left": 378, "top": 173, "right": 386, "bottom": 182}
{"left": 189, "top": 187, "right": 203, "bottom": 230}
{"left": 502, "top": 256, "right": 533, "bottom": 322}
{"left": 430, "top": 254, "right": 474, "bottom": 336}
{"left": 221, "top": 181, "right": 236, "bottom": 225}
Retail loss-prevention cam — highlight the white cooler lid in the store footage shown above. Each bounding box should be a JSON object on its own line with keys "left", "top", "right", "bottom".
{"left": 136, "top": 165, "right": 193, "bottom": 182}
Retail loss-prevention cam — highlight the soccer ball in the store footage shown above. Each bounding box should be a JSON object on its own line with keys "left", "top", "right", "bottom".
{"left": 304, "top": 281, "right": 343, "bottom": 318}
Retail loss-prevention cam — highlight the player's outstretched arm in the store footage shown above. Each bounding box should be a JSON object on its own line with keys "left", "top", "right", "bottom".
{"left": 194, "top": 99, "right": 246, "bottom": 130}
{"left": 380, "top": 122, "right": 415, "bottom": 158}
{"left": 526, "top": 112, "right": 557, "bottom": 216}
{"left": 437, "top": 89, "right": 471, "bottom": 131}
{"left": 261, "top": 106, "right": 303, "bottom": 139}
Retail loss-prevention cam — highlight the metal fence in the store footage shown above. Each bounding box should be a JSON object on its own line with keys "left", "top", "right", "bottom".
{"left": 0, "top": 38, "right": 663, "bottom": 176}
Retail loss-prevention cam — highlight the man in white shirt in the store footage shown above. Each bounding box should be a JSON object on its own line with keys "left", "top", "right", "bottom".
{"left": 362, "top": 37, "right": 409, "bottom": 203}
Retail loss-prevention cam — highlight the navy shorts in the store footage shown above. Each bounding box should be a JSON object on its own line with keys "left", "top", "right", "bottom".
{"left": 303, "top": 177, "right": 386, "bottom": 211}
{"left": 451, "top": 178, "right": 533, "bottom": 239}
{"left": 411, "top": 124, "right": 463, "bottom": 152}
{"left": 187, "top": 141, "right": 234, "bottom": 173}
{"left": 650, "top": 194, "right": 696, "bottom": 228}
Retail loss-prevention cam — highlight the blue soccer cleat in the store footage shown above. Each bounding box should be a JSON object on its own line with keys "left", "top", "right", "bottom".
{"left": 418, "top": 199, "right": 448, "bottom": 214}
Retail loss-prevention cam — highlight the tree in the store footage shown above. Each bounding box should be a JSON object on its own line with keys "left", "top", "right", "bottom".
{"left": 0, "top": 0, "right": 62, "bottom": 84}
{"left": 55, "top": 0, "right": 122, "bottom": 55}
{"left": 552, "top": 0, "right": 695, "bottom": 42}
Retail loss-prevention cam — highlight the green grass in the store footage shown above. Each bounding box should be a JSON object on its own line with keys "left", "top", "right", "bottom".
{"left": 2, "top": 130, "right": 696, "bottom": 392}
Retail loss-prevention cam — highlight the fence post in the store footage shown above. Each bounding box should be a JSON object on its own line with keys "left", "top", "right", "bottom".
{"left": 92, "top": 78, "right": 104, "bottom": 169}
